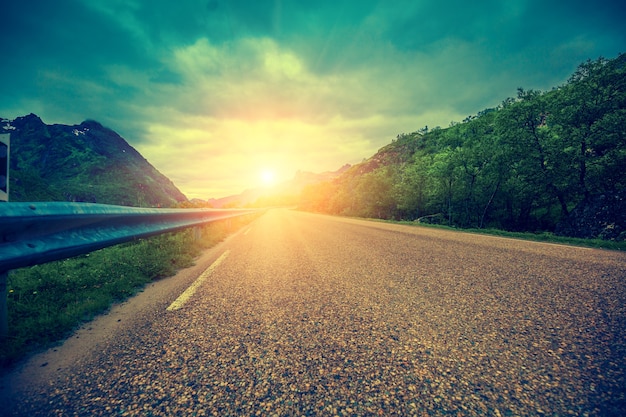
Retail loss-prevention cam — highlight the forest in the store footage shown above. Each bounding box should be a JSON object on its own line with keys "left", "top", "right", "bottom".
{"left": 300, "top": 54, "right": 626, "bottom": 240}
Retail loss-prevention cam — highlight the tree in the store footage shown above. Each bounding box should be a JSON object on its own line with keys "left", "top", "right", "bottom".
{"left": 549, "top": 54, "right": 626, "bottom": 197}
{"left": 297, "top": 54, "right": 626, "bottom": 238}
{"left": 352, "top": 167, "right": 398, "bottom": 219}
{"left": 495, "top": 88, "right": 571, "bottom": 228}
{"left": 395, "top": 152, "right": 432, "bottom": 220}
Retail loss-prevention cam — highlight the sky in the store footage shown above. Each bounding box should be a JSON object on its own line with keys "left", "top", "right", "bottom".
{"left": 0, "top": 1, "right": 624, "bottom": 199}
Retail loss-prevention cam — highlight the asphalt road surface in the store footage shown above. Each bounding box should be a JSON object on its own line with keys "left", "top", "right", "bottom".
{"left": 2, "top": 209, "right": 626, "bottom": 416}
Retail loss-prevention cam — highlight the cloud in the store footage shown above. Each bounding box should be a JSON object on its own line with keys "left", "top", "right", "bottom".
{"left": 125, "top": 35, "right": 474, "bottom": 198}
{"left": 0, "top": 0, "right": 623, "bottom": 199}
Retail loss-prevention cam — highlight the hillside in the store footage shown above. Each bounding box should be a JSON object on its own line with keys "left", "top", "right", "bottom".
{"left": 300, "top": 54, "right": 626, "bottom": 240}
{"left": 207, "top": 164, "right": 351, "bottom": 208}
{"left": 0, "top": 114, "right": 187, "bottom": 207}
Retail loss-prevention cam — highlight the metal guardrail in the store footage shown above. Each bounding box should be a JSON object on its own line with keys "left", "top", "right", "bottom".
{"left": 0, "top": 202, "right": 257, "bottom": 272}
{"left": 0, "top": 202, "right": 258, "bottom": 337}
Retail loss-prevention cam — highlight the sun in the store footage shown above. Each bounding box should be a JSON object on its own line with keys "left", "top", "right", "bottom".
{"left": 259, "top": 169, "right": 277, "bottom": 187}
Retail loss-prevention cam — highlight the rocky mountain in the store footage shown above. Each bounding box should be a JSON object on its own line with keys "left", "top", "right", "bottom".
{"left": 0, "top": 114, "right": 187, "bottom": 207}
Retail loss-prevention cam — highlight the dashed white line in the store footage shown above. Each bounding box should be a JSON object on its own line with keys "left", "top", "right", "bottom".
{"left": 166, "top": 250, "right": 230, "bottom": 311}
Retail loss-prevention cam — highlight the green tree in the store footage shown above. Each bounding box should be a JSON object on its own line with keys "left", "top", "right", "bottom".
{"left": 496, "top": 88, "right": 571, "bottom": 229}
{"left": 395, "top": 152, "right": 432, "bottom": 220}
{"left": 297, "top": 54, "right": 626, "bottom": 237}
{"left": 453, "top": 111, "right": 505, "bottom": 228}
{"left": 549, "top": 54, "right": 626, "bottom": 198}
{"left": 352, "top": 167, "right": 398, "bottom": 219}
{"left": 427, "top": 147, "right": 459, "bottom": 225}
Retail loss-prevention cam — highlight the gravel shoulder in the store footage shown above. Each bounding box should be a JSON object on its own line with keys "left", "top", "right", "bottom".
{"left": 0, "top": 229, "right": 246, "bottom": 407}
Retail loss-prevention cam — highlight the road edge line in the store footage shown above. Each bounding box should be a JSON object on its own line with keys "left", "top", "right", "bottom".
{"left": 166, "top": 250, "right": 230, "bottom": 311}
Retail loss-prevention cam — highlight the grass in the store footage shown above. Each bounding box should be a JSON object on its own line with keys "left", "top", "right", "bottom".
{"left": 1, "top": 214, "right": 259, "bottom": 369}
{"left": 384, "top": 219, "right": 626, "bottom": 251}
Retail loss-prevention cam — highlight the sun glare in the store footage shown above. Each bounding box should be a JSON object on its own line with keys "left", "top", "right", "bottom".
{"left": 260, "top": 169, "right": 276, "bottom": 187}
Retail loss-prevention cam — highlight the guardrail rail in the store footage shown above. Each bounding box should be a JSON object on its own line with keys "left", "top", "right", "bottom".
{"left": 0, "top": 202, "right": 258, "bottom": 337}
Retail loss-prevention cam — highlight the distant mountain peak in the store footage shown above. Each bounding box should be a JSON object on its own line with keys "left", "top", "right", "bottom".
{"left": 207, "top": 164, "right": 351, "bottom": 208}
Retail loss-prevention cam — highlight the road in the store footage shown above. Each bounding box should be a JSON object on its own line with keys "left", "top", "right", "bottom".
{"left": 2, "top": 209, "right": 626, "bottom": 416}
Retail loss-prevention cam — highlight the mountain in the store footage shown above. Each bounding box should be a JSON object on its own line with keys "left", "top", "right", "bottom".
{"left": 207, "top": 164, "right": 351, "bottom": 208}
{"left": 0, "top": 114, "right": 187, "bottom": 207}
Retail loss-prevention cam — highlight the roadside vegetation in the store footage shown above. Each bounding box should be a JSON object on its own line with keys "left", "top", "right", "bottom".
{"left": 1, "top": 214, "right": 258, "bottom": 369}
{"left": 300, "top": 54, "right": 626, "bottom": 241}
{"left": 376, "top": 218, "right": 626, "bottom": 251}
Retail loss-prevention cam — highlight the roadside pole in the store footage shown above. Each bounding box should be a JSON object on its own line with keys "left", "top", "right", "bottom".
{"left": 0, "top": 272, "right": 6, "bottom": 339}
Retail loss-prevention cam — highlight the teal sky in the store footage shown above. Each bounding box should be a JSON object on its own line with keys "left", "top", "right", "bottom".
{"left": 1, "top": 0, "right": 624, "bottom": 199}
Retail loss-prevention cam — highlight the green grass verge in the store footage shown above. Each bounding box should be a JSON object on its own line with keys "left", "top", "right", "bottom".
{"left": 1, "top": 214, "right": 259, "bottom": 369}
{"left": 384, "top": 220, "right": 626, "bottom": 251}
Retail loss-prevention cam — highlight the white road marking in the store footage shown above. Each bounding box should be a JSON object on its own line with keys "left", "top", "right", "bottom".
{"left": 166, "top": 250, "right": 230, "bottom": 311}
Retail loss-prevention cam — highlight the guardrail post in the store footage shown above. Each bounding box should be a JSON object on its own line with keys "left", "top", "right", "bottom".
{"left": 193, "top": 226, "right": 202, "bottom": 241}
{"left": 0, "top": 271, "right": 7, "bottom": 339}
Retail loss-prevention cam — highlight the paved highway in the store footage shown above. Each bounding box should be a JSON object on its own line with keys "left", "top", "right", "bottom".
{"left": 3, "top": 209, "right": 626, "bottom": 415}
